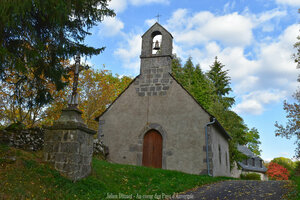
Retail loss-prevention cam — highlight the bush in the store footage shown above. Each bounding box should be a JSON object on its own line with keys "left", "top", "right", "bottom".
{"left": 240, "top": 173, "right": 261, "bottom": 180}
{"left": 271, "top": 157, "right": 295, "bottom": 174}
{"left": 291, "top": 161, "right": 300, "bottom": 178}
{"left": 267, "top": 162, "right": 289, "bottom": 180}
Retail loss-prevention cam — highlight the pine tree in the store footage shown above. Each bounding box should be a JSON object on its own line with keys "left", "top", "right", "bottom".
{"left": 0, "top": 0, "right": 115, "bottom": 108}
{"left": 207, "top": 57, "right": 235, "bottom": 108}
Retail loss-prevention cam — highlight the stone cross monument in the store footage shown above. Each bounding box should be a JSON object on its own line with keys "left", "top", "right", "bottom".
{"left": 44, "top": 53, "right": 96, "bottom": 181}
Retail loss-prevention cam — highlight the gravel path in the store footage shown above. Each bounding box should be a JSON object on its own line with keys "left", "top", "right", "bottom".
{"left": 172, "top": 180, "right": 289, "bottom": 200}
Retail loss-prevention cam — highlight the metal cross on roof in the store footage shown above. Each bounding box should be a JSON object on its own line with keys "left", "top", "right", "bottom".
{"left": 67, "top": 52, "right": 89, "bottom": 109}
{"left": 155, "top": 14, "right": 161, "bottom": 23}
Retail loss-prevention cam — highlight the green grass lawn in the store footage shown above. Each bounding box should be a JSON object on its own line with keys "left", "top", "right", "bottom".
{"left": 0, "top": 144, "right": 232, "bottom": 199}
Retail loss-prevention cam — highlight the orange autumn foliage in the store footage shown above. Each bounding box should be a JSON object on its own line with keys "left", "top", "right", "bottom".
{"left": 42, "top": 67, "right": 132, "bottom": 131}
{"left": 0, "top": 60, "right": 69, "bottom": 128}
{"left": 1, "top": 61, "right": 132, "bottom": 132}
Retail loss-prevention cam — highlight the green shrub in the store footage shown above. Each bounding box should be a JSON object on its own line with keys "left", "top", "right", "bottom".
{"left": 291, "top": 161, "right": 300, "bottom": 178}
{"left": 240, "top": 173, "right": 261, "bottom": 180}
{"left": 271, "top": 157, "right": 296, "bottom": 175}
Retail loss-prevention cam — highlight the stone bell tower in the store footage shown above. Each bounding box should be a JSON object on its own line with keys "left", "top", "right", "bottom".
{"left": 135, "top": 23, "right": 173, "bottom": 97}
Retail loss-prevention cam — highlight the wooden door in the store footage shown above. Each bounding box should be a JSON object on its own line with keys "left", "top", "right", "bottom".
{"left": 142, "top": 130, "right": 162, "bottom": 168}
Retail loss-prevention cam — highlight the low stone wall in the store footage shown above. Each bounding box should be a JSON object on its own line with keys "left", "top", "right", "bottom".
{"left": 0, "top": 128, "right": 44, "bottom": 151}
{"left": 0, "top": 128, "right": 107, "bottom": 156}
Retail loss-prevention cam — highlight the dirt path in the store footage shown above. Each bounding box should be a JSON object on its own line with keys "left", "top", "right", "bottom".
{"left": 172, "top": 180, "right": 289, "bottom": 200}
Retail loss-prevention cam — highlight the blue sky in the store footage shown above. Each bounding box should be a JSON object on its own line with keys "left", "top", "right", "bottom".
{"left": 84, "top": 0, "right": 299, "bottom": 161}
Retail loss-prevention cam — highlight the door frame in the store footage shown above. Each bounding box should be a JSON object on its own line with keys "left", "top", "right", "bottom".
{"left": 142, "top": 129, "right": 163, "bottom": 168}
{"left": 137, "top": 123, "right": 167, "bottom": 169}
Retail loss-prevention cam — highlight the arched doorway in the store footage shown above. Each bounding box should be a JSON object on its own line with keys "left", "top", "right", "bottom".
{"left": 142, "top": 129, "right": 162, "bottom": 168}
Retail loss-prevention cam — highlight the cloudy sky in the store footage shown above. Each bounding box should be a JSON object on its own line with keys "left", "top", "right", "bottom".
{"left": 84, "top": 0, "right": 299, "bottom": 161}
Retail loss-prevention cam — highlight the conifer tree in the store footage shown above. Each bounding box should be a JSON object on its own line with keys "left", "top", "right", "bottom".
{"left": 0, "top": 0, "right": 115, "bottom": 108}
{"left": 207, "top": 57, "right": 235, "bottom": 108}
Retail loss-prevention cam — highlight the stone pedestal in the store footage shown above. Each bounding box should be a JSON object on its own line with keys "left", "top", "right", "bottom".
{"left": 44, "top": 107, "right": 96, "bottom": 181}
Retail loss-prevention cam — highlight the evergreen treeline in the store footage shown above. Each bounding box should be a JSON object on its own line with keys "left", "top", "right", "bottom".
{"left": 172, "top": 55, "right": 261, "bottom": 167}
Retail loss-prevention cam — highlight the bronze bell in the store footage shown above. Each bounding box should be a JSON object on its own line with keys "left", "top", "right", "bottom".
{"left": 153, "top": 40, "right": 160, "bottom": 50}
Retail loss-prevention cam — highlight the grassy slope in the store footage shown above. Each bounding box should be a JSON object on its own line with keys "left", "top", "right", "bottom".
{"left": 290, "top": 176, "right": 300, "bottom": 199}
{"left": 0, "top": 145, "right": 232, "bottom": 199}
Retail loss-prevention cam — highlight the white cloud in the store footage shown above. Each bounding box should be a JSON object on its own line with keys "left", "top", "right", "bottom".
{"left": 202, "top": 13, "right": 254, "bottom": 46}
{"left": 249, "top": 9, "right": 287, "bottom": 32}
{"left": 114, "top": 33, "right": 142, "bottom": 73}
{"left": 129, "top": 0, "right": 169, "bottom": 6}
{"left": 109, "top": 0, "right": 128, "bottom": 13}
{"left": 99, "top": 17, "right": 124, "bottom": 37}
{"left": 108, "top": 0, "right": 169, "bottom": 13}
{"left": 166, "top": 10, "right": 254, "bottom": 47}
{"left": 233, "top": 99, "right": 264, "bottom": 115}
{"left": 145, "top": 18, "right": 156, "bottom": 27}
{"left": 223, "top": 1, "right": 236, "bottom": 13}
{"left": 166, "top": 8, "right": 288, "bottom": 49}
{"left": 164, "top": 8, "right": 298, "bottom": 115}
{"left": 233, "top": 90, "right": 286, "bottom": 115}
{"left": 166, "top": 9, "right": 190, "bottom": 30}
{"left": 276, "top": 0, "right": 300, "bottom": 6}
{"left": 252, "top": 9, "right": 287, "bottom": 25}
{"left": 111, "top": 8, "right": 298, "bottom": 115}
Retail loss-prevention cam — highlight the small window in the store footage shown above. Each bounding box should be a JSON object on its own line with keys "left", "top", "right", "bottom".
{"left": 252, "top": 158, "right": 255, "bottom": 166}
{"left": 243, "top": 159, "right": 248, "bottom": 165}
{"left": 260, "top": 160, "right": 263, "bottom": 168}
{"left": 218, "top": 145, "right": 221, "bottom": 165}
{"left": 225, "top": 152, "right": 228, "bottom": 167}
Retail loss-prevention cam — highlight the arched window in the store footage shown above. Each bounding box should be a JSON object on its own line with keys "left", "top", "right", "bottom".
{"left": 151, "top": 31, "right": 162, "bottom": 55}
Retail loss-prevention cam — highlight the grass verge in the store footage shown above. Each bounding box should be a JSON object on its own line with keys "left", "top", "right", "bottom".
{"left": 0, "top": 144, "right": 232, "bottom": 199}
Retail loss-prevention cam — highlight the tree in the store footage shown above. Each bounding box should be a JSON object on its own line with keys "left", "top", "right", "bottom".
{"left": 207, "top": 57, "right": 235, "bottom": 109}
{"left": 0, "top": 0, "right": 115, "bottom": 109}
{"left": 78, "top": 69, "right": 132, "bottom": 130}
{"left": 275, "top": 33, "right": 300, "bottom": 159}
{"left": 271, "top": 157, "right": 296, "bottom": 174}
{"left": 245, "top": 128, "right": 262, "bottom": 156}
{"left": 0, "top": 60, "right": 71, "bottom": 127}
{"left": 209, "top": 104, "right": 249, "bottom": 165}
{"left": 171, "top": 56, "right": 261, "bottom": 166}
{"left": 267, "top": 162, "right": 290, "bottom": 180}
{"left": 172, "top": 56, "right": 217, "bottom": 110}
{"left": 42, "top": 68, "right": 132, "bottom": 131}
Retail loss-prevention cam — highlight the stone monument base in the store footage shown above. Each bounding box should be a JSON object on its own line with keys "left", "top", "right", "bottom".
{"left": 44, "top": 107, "right": 96, "bottom": 181}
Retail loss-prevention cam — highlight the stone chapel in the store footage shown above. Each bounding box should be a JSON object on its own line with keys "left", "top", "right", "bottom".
{"left": 96, "top": 23, "right": 231, "bottom": 177}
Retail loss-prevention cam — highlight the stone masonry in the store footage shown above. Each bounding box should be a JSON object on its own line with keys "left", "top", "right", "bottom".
{"left": 96, "top": 23, "right": 231, "bottom": 177}
{"left": 134, "top": 23, "right": 173, "bottom": 97}
{"left": 44, "top": 107, "right": 96, "bottom": 181}
{"left": 134, "top": 65, "right": 173, "bottom": 97}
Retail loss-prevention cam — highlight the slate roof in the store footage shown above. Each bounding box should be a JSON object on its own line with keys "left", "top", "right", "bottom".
{"left": 237, "top": 145, "right": 267, "bottom": 173}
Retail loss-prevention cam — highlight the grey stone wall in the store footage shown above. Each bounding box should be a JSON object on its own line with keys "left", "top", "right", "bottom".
{"left": 135, "top": 59, "right": 173, "bottom": 97}
{"left": 202, "top": 126, "right": 213, "bottom": 175}
{"left": 137, "top": 22, "right": 173, "bottom": 97}
{"left": 0, "top": 128, "right": 44, "bottom": 151}
{"left": 97, "top": 22, "right": 230, "bottom": 177}
{"left": 44, "top": 108, "right": 96, "bottom": 181}
{"left": 210, "top": 125, "right": 230, "bottom": 177}
{"left": 99, "top": 76, "right": 211, "bottom": 175}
